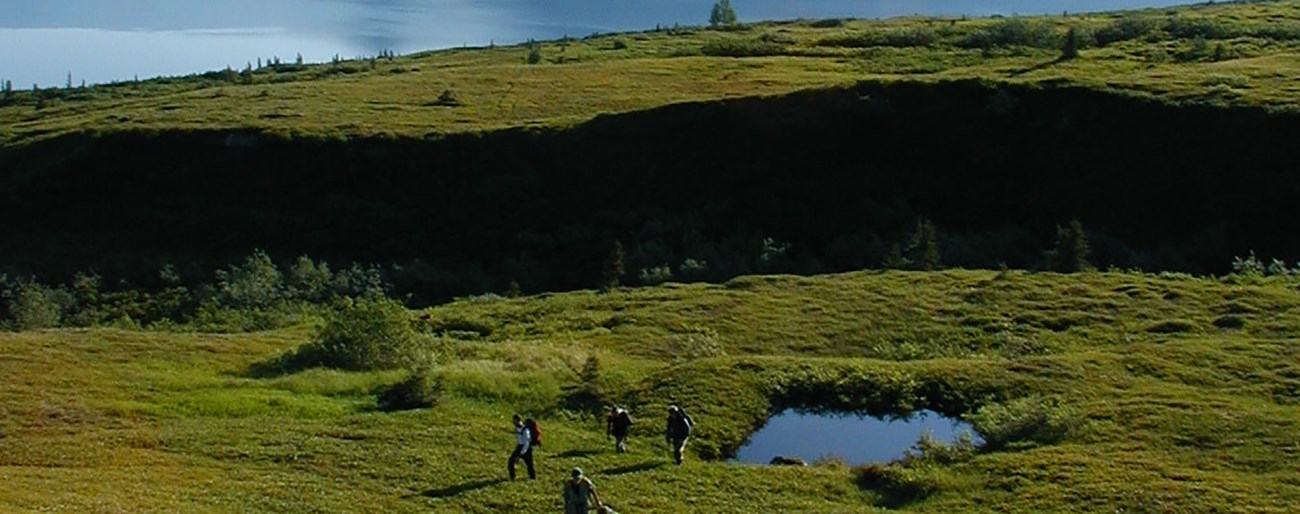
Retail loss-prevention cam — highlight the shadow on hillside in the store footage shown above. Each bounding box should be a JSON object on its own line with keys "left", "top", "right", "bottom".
{"left": 245, "top": 346, "right": 323, "bottom": 378}
{"left": 555, "top": 449, "right": 602, "bottom": 459}
{"left": 422, "top": 478, "right": 506, "bottom": 499}
{"left": 1008, "top": 58, "right": 1065, "bottom": 77}
{"left": 599, "top": 461, "right": 665, "bottom": 476}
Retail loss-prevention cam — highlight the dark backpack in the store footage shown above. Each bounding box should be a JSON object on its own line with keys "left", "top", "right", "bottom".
{"left": 524, "top": 418, "right": 542, "bottom": 447}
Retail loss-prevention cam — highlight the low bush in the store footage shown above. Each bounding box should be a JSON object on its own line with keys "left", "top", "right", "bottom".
{"left": 1094, "top": 16, "right": 1160, "bottom": 46}
{"left": 965, "top": 395, "right": 1083, "bottom": 450}
{"left": 962, "top": 18, "right": 1060, "bottom": 49}
{"left": 377, "top": 369, "right": 443, "bottom": 411}
{"left": 280, "top": 297, "right": 429, "bottom": 372}
{"left": 701, "top": 37, "right": 788, "bottom": 57}
{"left": 854, "top": 462, "right": 949, "bottom": 507}
{"left": 817, "top": 27, "right": 939, "bottom": 48}
{"left": 1166, "top": 16, "right": 1238, "bottom": 40}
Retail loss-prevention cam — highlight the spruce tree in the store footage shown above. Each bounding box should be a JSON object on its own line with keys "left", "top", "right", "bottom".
{"left": 905, "top": 219, "right": 941, "bottom": 271}
{"left": 1049, "top": 219, "right": 1092, "bottom": 273}
{"left": 710, "top": 0, "right": 738, "bottom": 28}
{"left": 1061, "top": 26, "right": 1081, "bottom": 60}
{"left": 602, "top": 241, "right": 625, "bottom": 291}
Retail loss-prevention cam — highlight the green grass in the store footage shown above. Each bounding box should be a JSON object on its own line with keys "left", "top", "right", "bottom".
{"left": 3, "top": 270, "right": 1300, "bottom": 511}
{"left": 6, "top": 1, "right": 1300, "bottom": 147}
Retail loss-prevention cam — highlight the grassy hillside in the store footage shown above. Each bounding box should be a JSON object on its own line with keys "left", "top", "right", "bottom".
{"left": 5, "top": 1, "right": 1300, "bottom": 146}
{"left": 3, "top": 270, "right": 1299, "bottom": 512}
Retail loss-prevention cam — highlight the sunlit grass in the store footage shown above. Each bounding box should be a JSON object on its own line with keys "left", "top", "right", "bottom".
{"left": 5, "top": 1, "right": 1300, "bottom": 147}
{"left": 3, "top": 270, "right": 1300, "bottom": 511}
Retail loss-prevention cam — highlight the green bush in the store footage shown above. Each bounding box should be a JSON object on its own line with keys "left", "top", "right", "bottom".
{"left": 854, "top": 462, "right": 947, "bottom": 507}
{"left": 3, "top": 280, "right": 63, "bottom": 331}
{"left": 817, "top": 27, "right": 938, "bottom": 48}
{"left": 962, "top": 18, "right": 1060, "bottom": 49}
{"left": 1094, "top": 16, "right": 1160, "bottom": 46}
{"left": 701, "top": 37, "right": 788, "bottom": 57}
{"left": 378, "top": 369, "right": 443, "bottom": 411}
{"left": 303, "top": 298, "right": 428, "bottom": 371}
{"left": 965, "top": 395, "right": 1082, "bottom": 450}
{"left": 1166, "top": 16, "right": 1238, "bottom": 40}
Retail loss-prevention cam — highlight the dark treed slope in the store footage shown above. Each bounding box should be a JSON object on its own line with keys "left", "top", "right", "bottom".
{"left": 2, "top": 81, "right": 1299, "bottom": 302}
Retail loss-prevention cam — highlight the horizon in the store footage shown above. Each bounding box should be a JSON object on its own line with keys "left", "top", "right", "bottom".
{"left": 1, "top": 0, "right": 1198, "bottom": 88}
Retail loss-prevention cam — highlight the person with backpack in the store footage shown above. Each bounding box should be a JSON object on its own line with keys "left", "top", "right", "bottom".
{"left": 508, "top": 414, "right": 535, "bottom": 480}
{"left": 606, "top": 406, "right": 634, "bottom": 453}
{"left": 563, "top": 467, "right": 603, "bottom": 514}
{"left": 665, "top": 405, "right": 693, "bottom": 465}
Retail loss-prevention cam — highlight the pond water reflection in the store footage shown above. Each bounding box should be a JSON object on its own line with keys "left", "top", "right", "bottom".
{"left": 733, "top": 409, "right": 976, "bottom": 465}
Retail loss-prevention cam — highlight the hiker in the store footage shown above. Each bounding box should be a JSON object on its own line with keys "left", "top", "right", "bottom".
{"left": 665, "top": 405, "right": 693, "bottom": 465}
{"left": 606, "top": 406, "right": 634, "bottom": 453}
{"left": 508, "top": 413, "right": 535, "bottom": 480}
{"left": 563, "top": 467, "right": 603, "bottom": 514}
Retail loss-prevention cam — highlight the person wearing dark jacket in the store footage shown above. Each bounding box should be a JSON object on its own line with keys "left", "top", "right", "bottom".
{"left": 606, "top": 406, "right": 634, "bottom": 453}
{"left": 508, "top": 413, "right": 535, "bottom": 480}
{"left": 665, "top": 405, "right": 693, "bottom": 465}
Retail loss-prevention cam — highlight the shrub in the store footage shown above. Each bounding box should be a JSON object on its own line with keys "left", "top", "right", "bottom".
{"left": 307, "top": 297, "right": 427, "bottom": 371}
{"left": 1231, "top": 251, "right": 1265, "bottom": 277}
{"left": 215, "top": 249, "right": 282, "bottom": 309}
{"left": 434, "top": 89, "right": 461, "bottom": 107}
{"left": 378, "top": 369, "right": 443, "bottom": 411}
{"left": 1094, "top": 16, "right": 1160, "bottom": 47}
{"left": 1167, "top": 16, "right": 1237, "bottom": 40}
{"left": 963, "top": 18, "right": 1059, "bottom": 49}
{"left": 854, "top": 462, "right": 947, "bottom": 506}
{"left": 639, "top": 265, "right": 674, "bottom": 286}
{"left": 903, "top": 429, "right": 977, "bottom": 465}
{"left": 678, "top": 258, "right": 710, "bottom": 282}
{"left": 3, "top": 280, "right": 63, "bottom": 331}
{"left": 286, "top": 255, "right": 333, "bottom": 302}
{"left": 611, "top": 39, "right": 629, "bottom": 50}
{"left": 757, "top": 31, "right": 797, "bottom": 45}
{"left": 965, "top": 395, "right": 1082, "bottom": 451}
{"left": 332, "top": 263, "right": 389, "bottom": 298}
{"left": 817, "top": 27, "right": 938, "bottom": 48}
{"left": 701, "top": 37, "right": 788, "bottom": 57}
{"left": 809, "top": 19, "right": 845, "bottom": 29}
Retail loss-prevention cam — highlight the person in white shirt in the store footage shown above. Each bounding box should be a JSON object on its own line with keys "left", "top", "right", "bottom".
{"left": 508, "top": 413, "right": 535, "bottom": 480}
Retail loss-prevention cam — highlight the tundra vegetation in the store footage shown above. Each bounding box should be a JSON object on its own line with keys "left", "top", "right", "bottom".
{"left": 3, "top": 269, "right": 1300, "bottom": 511}
{"left": 4, "top": 1, "right": 1300, "bottom": 511}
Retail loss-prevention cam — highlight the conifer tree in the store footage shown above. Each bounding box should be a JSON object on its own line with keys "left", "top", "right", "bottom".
{"left": 1061, "top": 26, "right": 1081, "bottom": 60}
{"left": 602, "top": 241, "right": 625, "bottom": 291}
{"left": 905, "top": 219, "right": 941, "bottom": 271}
{"left": 1049, "top": 219, "right": 1092, "bottom": 273}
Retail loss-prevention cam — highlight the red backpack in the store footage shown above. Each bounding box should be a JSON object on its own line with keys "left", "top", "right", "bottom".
{"left": 524, "top": 418, "right": 542, "bottom": 447}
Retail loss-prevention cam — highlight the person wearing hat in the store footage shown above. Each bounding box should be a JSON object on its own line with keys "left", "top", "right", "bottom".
{"left": 665, "top": 405, "right": 693, "bottom": 466}
{"left": 563, "top": 467, "right": 602, "bottom": 514}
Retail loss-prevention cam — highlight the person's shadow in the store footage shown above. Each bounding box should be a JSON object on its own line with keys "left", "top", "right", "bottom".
{"left": 422, "top": 478, "right": 507, "bottom": 499}
{"left": 600, "top": 461, "right": 665, "bottom": 476}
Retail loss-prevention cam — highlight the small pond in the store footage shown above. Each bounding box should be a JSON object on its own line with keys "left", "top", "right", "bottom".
{"left": 733, "top": 409, "right": 977, "bottom": 465}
